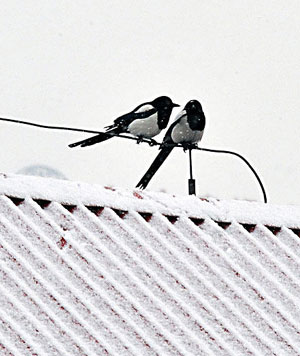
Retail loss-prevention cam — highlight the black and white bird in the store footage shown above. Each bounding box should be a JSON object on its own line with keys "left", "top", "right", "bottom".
{"left": 68, "top": 96, "right": 179, "bottom": 148}
{"left": 136, "top": 99, "right": 205, "bottom": 189}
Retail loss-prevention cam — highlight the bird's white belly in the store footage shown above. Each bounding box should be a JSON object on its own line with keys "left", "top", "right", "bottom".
{"left": 128, "top": 113, "right": 161, "bottom": 138}
{"left": 171, "top": 118, "right": 203, "bottom": 144}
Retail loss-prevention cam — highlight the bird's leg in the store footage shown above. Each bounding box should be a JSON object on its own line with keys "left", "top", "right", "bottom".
{"left": 136, "top": 137, "right": 158, "bottom": 146}
{"left": 182, "top": 143, "right": 190, "bottom": 152}
{"left": 136, "top": 137, "right": 144, "bottom": 144}
{"left": 182, "top": 143, "right": 198, "bottom": 152}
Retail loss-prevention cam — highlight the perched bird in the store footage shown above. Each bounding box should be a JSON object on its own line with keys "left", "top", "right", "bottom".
{"left": 68, "top": 96, "right": 179, "bottom": 148}
{"left": 136, "top": 99, "right": 205, "bottom": 189}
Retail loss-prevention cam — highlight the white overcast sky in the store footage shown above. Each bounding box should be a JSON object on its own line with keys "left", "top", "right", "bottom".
{"left": 0, "top": 0, "right": 299, "bottom": 205}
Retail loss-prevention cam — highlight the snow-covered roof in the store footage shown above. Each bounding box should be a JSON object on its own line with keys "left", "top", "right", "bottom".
{"left": 0, "top": 173, "right": 300, "bottom": 355}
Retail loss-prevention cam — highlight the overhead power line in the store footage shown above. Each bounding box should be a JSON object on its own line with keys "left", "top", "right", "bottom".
{"left": 0, "top": 116, "right": 267, "bottom": 203}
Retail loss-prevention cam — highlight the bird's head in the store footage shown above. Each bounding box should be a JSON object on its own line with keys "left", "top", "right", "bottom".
{"left": 184, "top": 99, "right": 203, "bottom": 113}
{"left": 151, "top": 96, "right": 180, "bottom": 111}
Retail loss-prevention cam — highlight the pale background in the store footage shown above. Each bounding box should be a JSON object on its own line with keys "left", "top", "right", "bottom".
{"left": 0, "top": 0, "right": 299, "bottom": 205}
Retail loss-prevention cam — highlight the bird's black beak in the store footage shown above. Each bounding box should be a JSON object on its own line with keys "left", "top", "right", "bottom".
{"left": 172, "top": 103, "right": 180, "bottom": 107}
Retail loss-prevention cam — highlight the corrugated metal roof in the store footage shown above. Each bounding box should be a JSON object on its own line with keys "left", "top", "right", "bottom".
{"left": 0, "top": 174, "right": 300, "bottom": 355}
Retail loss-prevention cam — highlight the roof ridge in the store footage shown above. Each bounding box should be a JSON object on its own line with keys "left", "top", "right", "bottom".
{"left": 1, "top": 173, "right": 300, "bottom": 228}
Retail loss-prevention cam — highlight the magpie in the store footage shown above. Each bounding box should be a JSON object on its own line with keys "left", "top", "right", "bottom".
{"left": 68, "top": 96, "right": 179, "bottom": 148}
{"left": 136, "top": 99, "right": 205, "bottom": 189}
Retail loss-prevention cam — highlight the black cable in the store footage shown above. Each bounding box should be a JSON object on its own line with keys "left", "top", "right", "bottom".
{"left": 196, "top": 147, "right": 267, "bottom": 203}
{"left": 0, "top": 117, "right": 153, "bottom": 143}
{"left": 0, "top": 117, "right": 101, "bottom": 134}
{"left": 0, "top": 116, "right": 267, "bottom": 202}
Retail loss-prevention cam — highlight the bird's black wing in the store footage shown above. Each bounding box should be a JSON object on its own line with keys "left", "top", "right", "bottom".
{"left": 161, "top": 111, "right": 186, "bottom": 143}
{"left": 105, "top": 104, "right": 157, "bottom": 130}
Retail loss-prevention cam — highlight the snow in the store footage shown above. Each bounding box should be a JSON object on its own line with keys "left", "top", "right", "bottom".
{"left": 1, "top": 172, "right": 300, "bottom": 228}
{"left": 0, "top": 173, "right": 300, "bottom": 355}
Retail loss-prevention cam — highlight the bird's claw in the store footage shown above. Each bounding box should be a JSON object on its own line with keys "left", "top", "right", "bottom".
{"left": 182, "top": 143, "right": 198, "bottom": 152}
{"left": 136, "top": 137, "right": 144, "bottom": 144}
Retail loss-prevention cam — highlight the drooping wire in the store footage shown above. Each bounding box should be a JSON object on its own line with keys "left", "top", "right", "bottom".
{"left": 195, "top": 147, "right": 267, "bottom": 203}
{"left": 0, "top": 116, "right": 267, "bottom": 203}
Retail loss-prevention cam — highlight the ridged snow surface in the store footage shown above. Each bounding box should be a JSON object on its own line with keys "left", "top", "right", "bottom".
{"left": 0, "top": 174, "right": 300, "bottom": 355}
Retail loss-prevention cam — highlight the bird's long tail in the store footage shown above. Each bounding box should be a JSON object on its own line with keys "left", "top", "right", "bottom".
{"left": 68, "top": 128, "right": 120, "bottom": 148}
{"left": 136, "top": 146, "right": 174, "bottom": 189}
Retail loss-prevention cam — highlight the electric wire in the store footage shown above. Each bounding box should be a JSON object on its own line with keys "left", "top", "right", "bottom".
{"left": 0, "top": 116, "right": 267, "bottom": 203}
